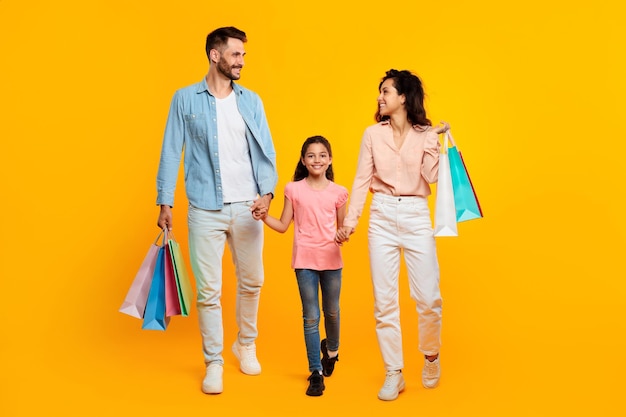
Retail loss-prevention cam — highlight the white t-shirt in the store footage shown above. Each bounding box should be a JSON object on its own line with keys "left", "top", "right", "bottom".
{"left": 215, "top": 91, "right": 257, "bottom": 203}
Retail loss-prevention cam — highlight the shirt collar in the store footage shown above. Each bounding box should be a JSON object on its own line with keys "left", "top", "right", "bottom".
{"left": 197, "top": 77, "right": 242, "bottom": 96}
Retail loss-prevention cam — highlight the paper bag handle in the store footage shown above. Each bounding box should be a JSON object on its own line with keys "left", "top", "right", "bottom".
{"left": 446, "top": 130, "right": 457, "bottom": 148}
{"left": 441, "top": 130, "right": 450, "bottom": 154}
{"left": 153, "top": 228, "right": 168, "bottom": 246}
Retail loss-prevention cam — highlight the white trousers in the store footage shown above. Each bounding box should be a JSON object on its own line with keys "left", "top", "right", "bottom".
{"left": 368, "top": 193, "right": 442, "bottom": 371}
{"left": 187, "top": 202, "right": 264, "bottom": 365}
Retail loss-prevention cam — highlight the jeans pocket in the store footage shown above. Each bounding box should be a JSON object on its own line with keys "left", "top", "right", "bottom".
{"left": 371, "top": 197, "right": 384, "bottom": 215}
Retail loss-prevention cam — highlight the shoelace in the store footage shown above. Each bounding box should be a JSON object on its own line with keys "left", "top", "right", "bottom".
{"left": 240, "top": 344, "right": 257, "bottom": 361}
{"left": 383, "top": 373, "right": 401, "bottom": 388}
{"left": 309, "top": 375, "right": 323, "bottom": 384}
{"left": 424, "top": 361, "right": 438, "bottom": 377}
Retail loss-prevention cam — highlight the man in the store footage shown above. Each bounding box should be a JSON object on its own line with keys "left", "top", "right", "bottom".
{"left": 155, "top": 26, "right": 277, "bottom": 395}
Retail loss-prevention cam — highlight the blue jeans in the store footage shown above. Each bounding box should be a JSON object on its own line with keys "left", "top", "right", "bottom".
{"left": 295, "top": 268, "right": 342, "bottom": 372}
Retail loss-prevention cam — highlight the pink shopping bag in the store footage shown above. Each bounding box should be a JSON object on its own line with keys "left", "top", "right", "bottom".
{"left": 164, "top": 240, "right": 182, "bottom": 317}
{"left": 119, "top": 230, "right": 163, "bottom": 318}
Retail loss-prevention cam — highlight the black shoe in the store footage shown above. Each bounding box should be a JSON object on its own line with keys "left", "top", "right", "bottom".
{"left": 321, "top": 338, "right": 339, "bottom": 377}
{"left": 306, "top": 371, "right": 325, "bottom": 396}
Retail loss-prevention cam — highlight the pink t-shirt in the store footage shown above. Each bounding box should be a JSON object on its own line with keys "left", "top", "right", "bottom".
{"left": 284, "top": 179, "right": 349, "bottom": 270}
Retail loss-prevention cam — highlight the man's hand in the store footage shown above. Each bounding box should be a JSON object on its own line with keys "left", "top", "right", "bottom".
{"left": 252, "top": 207, "right": 268, "bottom": 221}
{"left": 250, "top": 193, "right": 272, "bottom": 221}
{"left": 157, "top": 205, "right": 173, "bottom": 230}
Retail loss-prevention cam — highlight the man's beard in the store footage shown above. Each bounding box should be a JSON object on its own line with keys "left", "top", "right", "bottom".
{"left": 217, "top": 58, "right": 241, "bottom": 80}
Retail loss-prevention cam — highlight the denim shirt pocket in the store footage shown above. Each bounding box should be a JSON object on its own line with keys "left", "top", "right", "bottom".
{"left": 184, "top": 113, "right": 207, "bottom": 141}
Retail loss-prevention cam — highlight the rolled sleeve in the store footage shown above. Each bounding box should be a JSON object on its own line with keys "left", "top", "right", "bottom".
{"left": 421, "top": 129, "right": 440, "bottom": 184}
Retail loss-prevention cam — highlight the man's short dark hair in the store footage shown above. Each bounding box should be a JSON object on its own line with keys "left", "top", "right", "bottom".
{"left": 205, "top": 26, "right": 247, "bottom": 59}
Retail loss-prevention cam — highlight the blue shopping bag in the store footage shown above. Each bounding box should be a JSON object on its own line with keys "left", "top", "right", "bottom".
{"left": 447, "top": 131, "right": 483, "bottom": 222}
{"left": 142, "top": 239, "right": 170, "bottom": 331}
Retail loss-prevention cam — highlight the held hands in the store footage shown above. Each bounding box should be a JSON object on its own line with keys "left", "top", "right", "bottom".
{"left": 252, "top": 207, "right": 268, "bottom": 221}
{"left": 335, "top": 226, "right": 354, "bottom": 244}
{"left": 250, "top": 193, "right": 272, "bottom": 221}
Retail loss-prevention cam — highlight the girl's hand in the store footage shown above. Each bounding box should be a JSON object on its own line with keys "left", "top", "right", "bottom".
{"left": 252, "top": 207, "right": 267, "bottom": 221}
{"left": 335, "top": 226, "right": 354, "bottom": 243}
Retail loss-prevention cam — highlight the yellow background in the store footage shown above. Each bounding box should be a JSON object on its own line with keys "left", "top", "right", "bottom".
{"left": 1, "top": 0, "right": 624, "bottom": 415}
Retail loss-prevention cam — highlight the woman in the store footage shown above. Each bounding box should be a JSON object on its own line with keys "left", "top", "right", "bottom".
{"left": 337, "top": 69, "right": 449, "bottom": 401}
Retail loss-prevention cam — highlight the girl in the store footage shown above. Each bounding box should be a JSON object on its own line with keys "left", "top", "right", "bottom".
{"left": 258, "top": 135, "right": 348, "bottom": 396}
{"left": 337, "top": 69, "right": 450, "bottom": 401}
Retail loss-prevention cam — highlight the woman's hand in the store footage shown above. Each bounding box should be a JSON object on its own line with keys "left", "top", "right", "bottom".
{"left": 335, "top": 226, "right": 354, "bottom": 243}
{"left": 432, "top": 121, "right": 450, "bottom": 134}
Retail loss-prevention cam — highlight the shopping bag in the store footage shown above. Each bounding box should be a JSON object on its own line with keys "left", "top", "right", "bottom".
{"left": 434, "top": 131, "right": 458, "bottom": 237}
{"left": 168, "top": 232, "right": 193, "bottom": 317}
{"left": 142, "top": 239, "right": 170, "bottom": 331}
{"left": 164, "top": 240, "right": 182, "bottom": 317}
{"left": 119, "top": 230, "right": 163, "bottom": 318}
{"left": 447, "top": 131, "right": 483, "bottom": 222}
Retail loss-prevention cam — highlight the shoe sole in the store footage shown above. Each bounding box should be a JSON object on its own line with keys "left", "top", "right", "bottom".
{"left": 201, "top": 385, "right": 223, "bottom": 394}
{"left": 306, "top": 382, "right": 325, "bottom": 396}
{"left": 306, "top": 384, "right": 325, "bottom": 397}
{"left": 423, "top": 380, "right": 440, "bottom": 389}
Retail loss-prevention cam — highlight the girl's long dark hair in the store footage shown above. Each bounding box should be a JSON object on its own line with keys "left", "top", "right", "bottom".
{"left": 293, "top": 135, "right": 334, "bottom": 181}
{"left": 375, "top": 69, "right": 432, "bottom": 127}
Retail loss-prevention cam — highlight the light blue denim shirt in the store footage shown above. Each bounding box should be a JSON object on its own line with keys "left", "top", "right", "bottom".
{"left": 156, "top": 78, "right": 278, "bottom": 209}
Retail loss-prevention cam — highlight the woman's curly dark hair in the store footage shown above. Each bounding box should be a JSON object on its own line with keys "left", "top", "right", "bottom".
{"left": 375, "top": 69, "right": 431, "bottom": 127}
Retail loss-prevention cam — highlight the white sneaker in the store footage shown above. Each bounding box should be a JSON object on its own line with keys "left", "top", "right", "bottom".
{"left": 422, "top": 357, "right": 441, "bottom": 388}
{"left": 378, "top": 370, "right": 405, "bottom": 401}
{"left": 202, "top": 363, "right": 223, "bottom": 394}
{"left": 232, "top": 340, "right": 261, "bottom": 375}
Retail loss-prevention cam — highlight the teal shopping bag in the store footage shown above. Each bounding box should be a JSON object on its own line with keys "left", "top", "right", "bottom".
{"left": 142, "top": 238, "right": 170, "bottom": 331}
{"left": 447, "top": 131, "right": 483, "bottom": 222}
